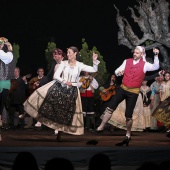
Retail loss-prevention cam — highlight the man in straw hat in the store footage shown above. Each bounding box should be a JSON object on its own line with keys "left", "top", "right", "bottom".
{"left": 96, "top": 46, "right": 160, "bottom": 146}
{"left": 0, "top": 37, "right": 15, "bottom": 141}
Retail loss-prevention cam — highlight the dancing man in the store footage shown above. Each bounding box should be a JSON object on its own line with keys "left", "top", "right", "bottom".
{"left": 96, "top": 46, "right": 160, "bottom": 146}
{"left": 0, "top": 37, "right": 15, "bottom": 141}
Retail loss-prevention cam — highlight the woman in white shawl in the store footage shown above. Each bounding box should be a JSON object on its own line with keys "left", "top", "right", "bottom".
{"left": 24, "top": 46, "right": 100, "bottom": 141}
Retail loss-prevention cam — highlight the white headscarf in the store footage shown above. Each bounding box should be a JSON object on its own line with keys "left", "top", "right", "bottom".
{"left": 135, "top": 46, "right": 146, "bottom": 61}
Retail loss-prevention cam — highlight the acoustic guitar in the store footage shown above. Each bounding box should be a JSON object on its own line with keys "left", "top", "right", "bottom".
{"left": 100, "top": 85, "right": 116, "bottom": 101}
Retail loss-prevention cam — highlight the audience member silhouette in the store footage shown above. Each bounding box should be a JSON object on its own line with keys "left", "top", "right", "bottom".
{"left": 136, "top": 161, "right": 160, "bottom": 170}
{"left": 12, "top": 151, "right": 39, "bottom": 170}
{"left": 44, "top": 157, "right": 74, "bottom": 170}
{"left": 88, "top": 153, "right": 111, "bottom": 170}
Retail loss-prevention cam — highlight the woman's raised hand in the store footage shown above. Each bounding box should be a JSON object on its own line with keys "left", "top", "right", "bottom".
{"left": 92, "top": 52, "right": 98, "bottom": 61}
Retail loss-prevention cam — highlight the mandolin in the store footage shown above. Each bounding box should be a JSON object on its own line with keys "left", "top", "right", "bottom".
{"left": 100, "top": 85, "right": 116, "bottom": 101}
{"left": 79, "top": 72, "right": 98, "bottom": 89}
{"left": 9, "top": 74, "right": 32, "bottom": 94}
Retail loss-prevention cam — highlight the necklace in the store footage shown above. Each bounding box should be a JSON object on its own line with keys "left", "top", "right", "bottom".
{"left": 69, "top": 60, "right": 76, "bottom": 66}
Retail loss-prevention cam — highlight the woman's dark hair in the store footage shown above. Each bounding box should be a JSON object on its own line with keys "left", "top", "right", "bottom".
{"left": 68, "top": 46, "right": 80, "bottom": 61}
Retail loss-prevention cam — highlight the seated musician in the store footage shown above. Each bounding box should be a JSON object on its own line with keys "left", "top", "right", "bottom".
{"left": 19, "top": 67, "right": 48, "bottom": 127}
{"left": 99, "top": 74, "right": 117, "bottom": 101}
{"left": 8, "top": 67, "right": 29, "bottom": 129}
{"left": 28, "top": 67, "right": 48, "bottom": 95}
{"left": 27, "top": 67, "right": 48, "bottom": 127}
{"left": 97, "top": 74, "right": 118, "bottom": 128}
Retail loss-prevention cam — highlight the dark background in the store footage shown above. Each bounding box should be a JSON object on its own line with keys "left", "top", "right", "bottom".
{"left": 1, "top": 0, "right": 153, "bottom": 78}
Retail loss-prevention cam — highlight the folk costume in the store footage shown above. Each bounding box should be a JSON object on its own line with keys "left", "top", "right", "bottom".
{"left": 97, "top": 46, "right": 159, "bottom": 146}
{"left": 140, "top": 83, "right": 152, "bottom": 129}
{"left": 78, "top": 72, "right": 99, "bottom": 130}
{"left": 150, "top": 80, "right": 161, "bottom": 130}
{"left": 0, "top": 37, "right": 14, "bottom": 141}
{"left": 152, "top": 79, "right": 170, "bottom": 129}
{"left": 108, "top": 93, "right": 145, "bottom": 131}
{"left": 24, "top": 60, "right": 99, "bottom": 135}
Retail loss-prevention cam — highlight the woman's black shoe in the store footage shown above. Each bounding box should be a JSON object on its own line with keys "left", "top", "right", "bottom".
{"left": 56, "top": 131, "right": 62, "bottom": 142}
{"left": 95, "top": 129, "right": 104, "bottom": 133}
{"left": 115, "top": 136, "right": 131, "bottom": 146}
{"left": 86, "top": 139, "right": 98, "bottom": 145}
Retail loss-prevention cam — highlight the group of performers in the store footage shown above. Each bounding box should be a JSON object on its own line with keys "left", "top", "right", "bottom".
{"left": 1, "top": 36, "right": 170, "bottom": 146}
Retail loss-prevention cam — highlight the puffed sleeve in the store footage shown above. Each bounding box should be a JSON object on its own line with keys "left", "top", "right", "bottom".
{"left": 0, "top": 51, "right": 13, "bottom": 64}
{"left": 81, "top": 60, "right": 100, "bottom": 72}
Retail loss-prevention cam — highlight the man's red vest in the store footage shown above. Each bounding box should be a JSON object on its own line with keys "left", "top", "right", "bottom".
{"left": 122, "top": 58, "right": 145, "bottom": 88}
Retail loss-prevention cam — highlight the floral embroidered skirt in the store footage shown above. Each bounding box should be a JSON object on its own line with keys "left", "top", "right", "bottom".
{"left": 24, "top": 80, "right": 84, "bottom": 135}
{"left": 152, "top": 97, "right": 170, "bottom": 128}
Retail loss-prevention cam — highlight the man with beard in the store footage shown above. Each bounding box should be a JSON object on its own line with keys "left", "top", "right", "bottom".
{"left": 96, "top": 46, "right": 160, "bottom": 146}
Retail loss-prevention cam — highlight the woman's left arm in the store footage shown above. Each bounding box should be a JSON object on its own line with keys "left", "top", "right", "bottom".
{"left": 81, "top": 52, "right": 100, "bottom": 72}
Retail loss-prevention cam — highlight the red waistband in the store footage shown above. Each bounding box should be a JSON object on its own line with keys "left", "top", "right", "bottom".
{"left": 80, "top": 90, "right": 93, "bottom": 97}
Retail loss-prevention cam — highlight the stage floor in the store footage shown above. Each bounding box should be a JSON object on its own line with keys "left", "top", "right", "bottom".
{"left": 0, "top": 128, "right": 170, "bottom": 170}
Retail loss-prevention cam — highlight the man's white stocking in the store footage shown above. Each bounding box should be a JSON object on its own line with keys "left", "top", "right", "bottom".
{"left": 97, "top": 107, "right": 113, "bottom": 131}
{"left": 126, "top": 118, "right": 133, "bottom": 138}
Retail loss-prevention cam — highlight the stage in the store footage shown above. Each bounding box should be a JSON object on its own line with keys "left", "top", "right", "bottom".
{"left": 0, "top": 128, "right": 170, "bottom": 170}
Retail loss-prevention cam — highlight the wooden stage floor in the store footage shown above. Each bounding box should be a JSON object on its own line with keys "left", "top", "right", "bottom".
{"left": 0, "top": 128, "right": 170, "bottom": 170}
{"left": 0, "top": 127, "right": 170, "bottom": 147}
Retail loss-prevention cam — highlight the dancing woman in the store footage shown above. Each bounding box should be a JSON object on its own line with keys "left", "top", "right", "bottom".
{"left": 152, "top": 71, "right": 170, "bottom": 134}
{"left": 24, "top": 46, "right": 100, "bottom": 141}
{"left": 0, "top": 37, "right": 14, "bottom": 141}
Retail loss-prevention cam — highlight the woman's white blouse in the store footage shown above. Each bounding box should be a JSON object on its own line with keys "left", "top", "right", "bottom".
{"left": 53, "top": 60, "right": 100, "bottom": 86}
